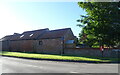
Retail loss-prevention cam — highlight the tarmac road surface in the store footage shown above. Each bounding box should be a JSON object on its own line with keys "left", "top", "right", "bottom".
{"left": 1, "top": 56, "right": 119, "bottom": 73}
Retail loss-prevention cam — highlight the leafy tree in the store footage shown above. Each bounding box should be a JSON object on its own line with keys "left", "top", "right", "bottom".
{"left": 77, "top": 2, "right": 120, "bottom": 48}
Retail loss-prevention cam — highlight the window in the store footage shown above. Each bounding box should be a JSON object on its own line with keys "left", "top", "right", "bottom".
{"left": 20, "top": 35, "right": 24, "bottom": 38}
{"left": 39, "top": 41, "right": 43, "bottom": 45}
{"left": 29, "top": 34, "right": 33, "bottom": 37}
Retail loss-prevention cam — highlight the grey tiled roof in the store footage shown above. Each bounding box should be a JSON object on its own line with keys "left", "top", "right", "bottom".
{"left": 40, "top": 28, "right": 71, "bottom": 39}
{"left": 2, "top": 28, "right": 72, "bottom": 41}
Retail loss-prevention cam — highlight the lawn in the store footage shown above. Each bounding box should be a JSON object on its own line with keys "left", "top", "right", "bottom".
{"left": 1, "top": 51, "right": 119, "bottom": 63}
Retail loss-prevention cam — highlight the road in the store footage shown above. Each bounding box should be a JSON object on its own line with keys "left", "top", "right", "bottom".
{"left": 1, "top": 56, "right": 119, "bottom": 73}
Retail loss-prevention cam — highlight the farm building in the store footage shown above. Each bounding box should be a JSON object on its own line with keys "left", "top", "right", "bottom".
{"left": 1, "top": 28, "right": 76, "bottom": 54}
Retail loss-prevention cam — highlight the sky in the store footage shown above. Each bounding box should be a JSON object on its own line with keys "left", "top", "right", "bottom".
{"left": 0, "top": 1, "right": 87, "bottom": 38}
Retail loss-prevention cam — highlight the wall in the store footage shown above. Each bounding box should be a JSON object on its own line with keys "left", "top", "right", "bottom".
{"left": 65, "top": 44, "right": 76, "bottom": 48}
{"left": 4, "top": 39, "right": 63, "bottom": 54}
{"left": 64, "top": 48, "right": 120, "bottom": 58}
{"left": 63, "top": 29, "right": 76, "bottom": 48}
{"left": 0, "top": 41, "right": 2, "bottom": 51}
{"left": 2, "top": 41, "right": 10, "bottom": 51}
{"left": 35, "top": 38, "right": 63, "bottom": 54}
{"left": 2, "top": 39, "right": 119, "bottom": 58}
{"left": 64, "top": 29, "right": 75, "bottom": 42}
{"left": 9, "top": 40, "right": 35, "bottom": 52}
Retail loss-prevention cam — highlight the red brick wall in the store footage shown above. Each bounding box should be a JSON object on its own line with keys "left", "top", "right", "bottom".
{"left": 64, "top": 48, "right": 120, "bottom": 58}
{"left": 64, "top": 29, "right": 75, "bottom": 42}
{"left": 2, "top": 41, "right": 10, "bottom": 51}
{"left": 9, "top": 40, "right": 35, "bottom": 52}
{"left": 0, "top": 41, "right": 2, "bottom": 50}
{"left": 35, "top": 38, "right": 63, "bottom": 54}
{"left": 64, "top": 29, "right": 76, "bottom": 48}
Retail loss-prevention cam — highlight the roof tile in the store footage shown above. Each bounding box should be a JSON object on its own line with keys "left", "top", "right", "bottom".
{"left": 2, "top": 28, "right": 71, "bottom": 41}
{"left": 40, "top": 28, "right": 70, "bottom": 39}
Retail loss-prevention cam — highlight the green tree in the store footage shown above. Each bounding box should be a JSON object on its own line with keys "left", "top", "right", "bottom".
{"left": 77, "top": 2, "right": 120, "bottom": 48}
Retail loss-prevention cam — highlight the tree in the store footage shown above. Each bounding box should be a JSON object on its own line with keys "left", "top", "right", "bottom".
{"left": 77, "top": 2, "right": 120, "bottom": 48}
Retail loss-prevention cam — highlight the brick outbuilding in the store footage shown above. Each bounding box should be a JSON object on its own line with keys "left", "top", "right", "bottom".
{"left": 2, "top": 28, "right": 76, "bottom": 54}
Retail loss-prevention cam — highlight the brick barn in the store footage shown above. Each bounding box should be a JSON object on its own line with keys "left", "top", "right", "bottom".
{"left": 1, "top": 28, "right": 76, "bottom": 54}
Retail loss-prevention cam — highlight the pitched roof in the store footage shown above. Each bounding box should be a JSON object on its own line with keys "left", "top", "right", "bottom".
{"left": 2, "top": 28, "right": 72, "bottom": 41}
{"left": 40, "top": 28, "right": 71, "bottom": 39}
{"left": 2, "top": 28, "right": 49, "bottom": 41}
{"left": 10, "top": 34, "right": 21, "bottom": 40}
{"left": 19, "top": 28, "right": 49, "bottom": 40}
{"left": 2, "top": 35, "right": 12, "bottom": 41}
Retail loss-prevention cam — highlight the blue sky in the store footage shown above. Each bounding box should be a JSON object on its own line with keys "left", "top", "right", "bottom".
{"left": 0, "top": 1, "right": 86, "bottom": 38}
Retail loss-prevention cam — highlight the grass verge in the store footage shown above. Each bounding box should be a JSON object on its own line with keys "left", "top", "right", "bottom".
{"left": 1, "top": 51, "right": 119, "bottom": 63}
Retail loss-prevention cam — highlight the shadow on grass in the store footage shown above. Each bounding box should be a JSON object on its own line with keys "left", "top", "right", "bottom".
{"left": 62, "top": 54, "right": 119, "bottom": 62}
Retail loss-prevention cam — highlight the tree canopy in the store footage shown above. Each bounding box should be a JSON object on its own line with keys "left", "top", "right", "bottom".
{"left": 77, "top": 2, "right": 120, "bottom": 48}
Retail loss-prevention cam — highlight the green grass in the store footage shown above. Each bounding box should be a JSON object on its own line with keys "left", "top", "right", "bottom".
{"left": 1, "top": 51, "right": 119, "bottom": 63}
